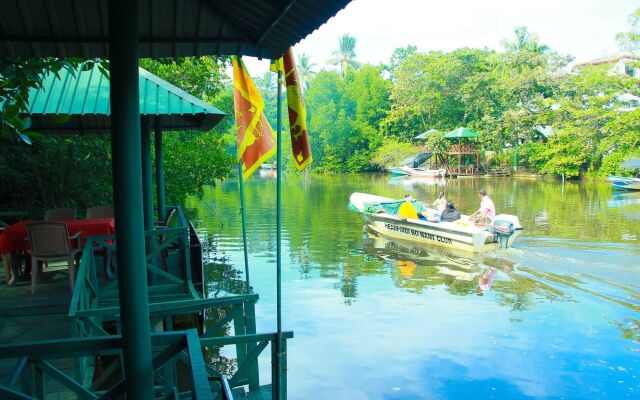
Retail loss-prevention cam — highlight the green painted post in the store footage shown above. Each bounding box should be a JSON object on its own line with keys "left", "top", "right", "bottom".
{"left": 238, "top": 161, "right": 251, "bottom": 292}
{"left": 109, "top": 0, "right": 154, "bottom": 398}
{"left": 154, "top": 117, "right": 166, "bottom": 222}
{"left": 141, "top": 116, "right": 154, "bottom": 231}
{"left": 245, "top": 299, "right": 260, "bottom": 390}
{"left": 275, "top": 69, "right": 284, "bottom": 400}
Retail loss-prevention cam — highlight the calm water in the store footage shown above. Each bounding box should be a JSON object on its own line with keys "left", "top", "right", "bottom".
{"left": 185, "top": 174, "right": 640, "bottom": 400}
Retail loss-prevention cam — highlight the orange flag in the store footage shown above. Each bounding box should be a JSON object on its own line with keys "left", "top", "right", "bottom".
{"left": 282, "top": 48, "right": 313, "bottom": 171}
{"left": 233, "top": 56, "right": 277, "bottom": 181}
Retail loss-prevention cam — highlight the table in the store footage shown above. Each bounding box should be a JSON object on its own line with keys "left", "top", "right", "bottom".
{"left": 0, "top": 218, "right": 116, "bottom": 255}
{"left": 0, "top": 218, "right": 115, "bottom": 284}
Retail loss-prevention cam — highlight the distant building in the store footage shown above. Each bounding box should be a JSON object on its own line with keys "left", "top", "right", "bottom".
{"left": 573, "top": 54, "right": 640, "bottom": 78}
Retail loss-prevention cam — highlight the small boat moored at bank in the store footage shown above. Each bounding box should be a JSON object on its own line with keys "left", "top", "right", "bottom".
{"left": 388, "top": 152, "right": 445, "bottom": 178}
{"left": 607, "top": 158, "right": 640, "bottom": 190}
{"left": 348, "top": 192, "right": 523, "bottom": 253}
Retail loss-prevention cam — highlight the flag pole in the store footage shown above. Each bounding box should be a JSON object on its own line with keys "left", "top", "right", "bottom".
{"left": 238, "top": 161, "right": 251, "bottom": 292}
{"left": 275, "top": 68, "right": 284, "bottom": 399}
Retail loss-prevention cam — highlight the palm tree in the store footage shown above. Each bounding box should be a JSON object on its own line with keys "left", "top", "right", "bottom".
{"left": 296, "top": 53, "right": 317, "bottom": 92}
{"left": 256, "top": 71, "right": 276, "bottom": 97}
{"left": 501, "top": 26, "right": 550, "bottom": 54}
{"left": 329, "top": 34, "right": 360, "bottom": 77}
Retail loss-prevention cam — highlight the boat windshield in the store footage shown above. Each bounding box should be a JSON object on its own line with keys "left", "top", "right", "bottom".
{"left": 363, "top": 199, "right": 428, "bottom": 215}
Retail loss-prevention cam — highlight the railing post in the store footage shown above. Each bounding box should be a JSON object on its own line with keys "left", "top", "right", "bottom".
{"left": 232, "top": 304, "right": 248, "bottom": 383}
{"left": 109, "top": 0, "right": 154, "bottom": 397}
{"left": 34, "top": 362, "right": 45, "bottom": 399}
{"left": 141, "top": 116, "right": 154, "bottom": 232}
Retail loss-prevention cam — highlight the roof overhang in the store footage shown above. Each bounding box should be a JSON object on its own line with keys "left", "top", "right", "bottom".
{"left": 0, "top": 0, "right": 352, "bottom": 59}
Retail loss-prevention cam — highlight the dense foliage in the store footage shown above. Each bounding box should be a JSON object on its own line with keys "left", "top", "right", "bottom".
{"left": 0, "top": 56, "right": 231, "bottom": 213}
{"left": 299, "top": 20, "right": 640, "bottom": 178}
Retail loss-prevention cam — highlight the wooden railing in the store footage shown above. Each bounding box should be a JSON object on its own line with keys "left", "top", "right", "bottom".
{"left": 0, "top": 329, "right": 292, "bottom": 400}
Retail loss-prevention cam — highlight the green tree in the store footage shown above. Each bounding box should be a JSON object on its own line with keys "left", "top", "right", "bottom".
{"left": 617, "top": 7, "right": 640, "bottom": 54}
{"left": 296, "top": 53, "right": 317, "bottom": 92}
{"left": 329, "top": 34, "right": 361, "bottom": 78}
{"left": 306, "top": 66, "right": 389, "bottom": 172}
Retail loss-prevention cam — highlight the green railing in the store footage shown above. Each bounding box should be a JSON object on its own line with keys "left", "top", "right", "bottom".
{"left": 68, "top": 239, "right": 262, "bottom": 390}
{"left": 0, "top": 329, "right": 292, "bottom": 399}
{"left": 61, "top": 206, "right": 289, "bottom": 399}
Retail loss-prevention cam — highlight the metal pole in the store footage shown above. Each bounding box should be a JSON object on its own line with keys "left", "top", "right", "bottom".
{"left": 154, "top": 117, "right": 166, "bottom": 222}
{"left": 238, "top": 161, "right": 251, "bottom": 292}
{"left": 141, "top": 116, "right": 154, "bottom": 231}
{"left": 275, "top": 69, "right": 284, "bottom": 400}
{"left": 109, "top": 0, "right": 154, "bottom": 398}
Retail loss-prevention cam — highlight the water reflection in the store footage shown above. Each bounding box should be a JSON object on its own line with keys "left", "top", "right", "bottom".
{"left": 187, "top": 174, "right": 640, "bottom": 399}
{"left": 608, "top": 191, "right": 640, "bottom": 208}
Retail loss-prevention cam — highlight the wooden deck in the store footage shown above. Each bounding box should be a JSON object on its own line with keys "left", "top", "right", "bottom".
{"left": 0, "top": 264, "right": 91, "bottom": 399}
{"left": 0, "top": 264, "right": 73, "bottom": 341}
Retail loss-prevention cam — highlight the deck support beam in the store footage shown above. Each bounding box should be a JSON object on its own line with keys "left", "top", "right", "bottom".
{"left": 141, "top": 116, "right": 154, "bottom": 231}
{"left": 109, "top": 0, "right": 154, "bottom": 398}
{"left": 154, "top": 117, "right": 166, "bottom": 222}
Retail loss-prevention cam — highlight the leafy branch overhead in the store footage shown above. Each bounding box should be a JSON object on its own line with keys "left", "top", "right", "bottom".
{"left": 0, "top": 58, "right": 108, "bottom": 143}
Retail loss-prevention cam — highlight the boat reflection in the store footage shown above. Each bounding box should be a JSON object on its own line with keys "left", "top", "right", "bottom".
{"left": 359, "top": 228, "right": 486, "bottom": 295}
{"left": 353, "top": 228, "right": 573, "bottom": 308}
{"left": 388, "top": 175, "right": 447, "bottom": 188}
{"left": 607, "top": 191, "right": 640, "bottom": 208}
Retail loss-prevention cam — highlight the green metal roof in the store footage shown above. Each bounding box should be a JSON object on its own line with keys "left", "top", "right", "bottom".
{"left": 444, "top": 127, "right": 481, "bottom": 139}
{"left": 414, "top": 129, "right": 438, "bottom": 140}
{"left": 0, "top": 0, "right": 352, "bottom": 59}
{"left": 24, "top": 65, "right": 225, "bottom": 133}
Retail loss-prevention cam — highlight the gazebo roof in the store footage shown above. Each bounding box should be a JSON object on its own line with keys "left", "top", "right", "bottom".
{"left": 444, "top": 127, "right": 481, "bottom": 139}
{"left": 24, "top": 65, "right": 225, "bottom": 133}
{"left": 0, "top": 0, "right": 352, "bottom": 59}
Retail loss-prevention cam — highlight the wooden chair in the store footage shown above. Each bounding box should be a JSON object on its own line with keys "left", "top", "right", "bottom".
{"left": 44, "top": 208, "right": 76, "bottom": 221}
{"left": 86, "top": 206, "right": 113, "bottom": 219}
{"left": 27, "top": 222, "right": 82, "bottom": 294}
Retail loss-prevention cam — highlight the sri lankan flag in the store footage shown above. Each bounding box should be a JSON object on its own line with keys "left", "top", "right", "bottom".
{"left": 233, "top": 56, "right": 277, "bottom": 181}
{"left": 275, "top": 48, "right": 313, "bottom": 171}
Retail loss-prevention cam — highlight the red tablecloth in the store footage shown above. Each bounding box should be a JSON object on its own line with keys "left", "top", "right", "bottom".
{"left": 0, "top": 218, "right": 115, "bottom": 255}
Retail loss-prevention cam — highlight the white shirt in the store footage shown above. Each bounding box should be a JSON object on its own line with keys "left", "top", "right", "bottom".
{"left": 481, "top": 196, "right": 496, "bottom": 219}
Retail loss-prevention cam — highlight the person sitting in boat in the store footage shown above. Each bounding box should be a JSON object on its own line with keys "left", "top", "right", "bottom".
{"left": 432, "top": 191, "right": 447, "bottom": 213}
{"left": 440, "top": 201, "right": 461, "bottom": 222}
{"left": 398, "top": 194, "right": 420, "bottom": 219}
{"left": 400, "top": 194, "right": 440, "bottom": 222}
{"left": 470, "top": 189, "right": 496, "bottom": 227}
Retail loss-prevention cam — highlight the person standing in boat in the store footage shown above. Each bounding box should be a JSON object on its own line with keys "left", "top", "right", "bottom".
{"left": 470, "top": 189, "right": 495, "bottom": 226}
{"left": 432, "top": 191, "right": 447, "bottom": 213}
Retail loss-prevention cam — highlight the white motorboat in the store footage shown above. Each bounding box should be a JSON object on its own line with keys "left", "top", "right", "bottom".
{"left": 348, "top": 192, "right": 523, "bottom": 253}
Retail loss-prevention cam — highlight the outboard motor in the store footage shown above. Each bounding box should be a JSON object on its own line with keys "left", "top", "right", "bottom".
{"left": 493, "top": 219, "right": 515, "bottom": 248}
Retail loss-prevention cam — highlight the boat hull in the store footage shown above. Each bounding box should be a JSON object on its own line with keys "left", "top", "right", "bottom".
{"left": 607, "top": 176, "right": 640, "bottom": 191}
{"left": 388, "top": 166, "right": 445, "bottom": 178}
{"left": 349, "top": 193, "right": 522, "bottom": 253}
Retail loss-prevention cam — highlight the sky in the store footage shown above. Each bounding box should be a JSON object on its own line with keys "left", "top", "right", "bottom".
{"left": 240, "top": 0, "right": 637, "bottom": 76}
